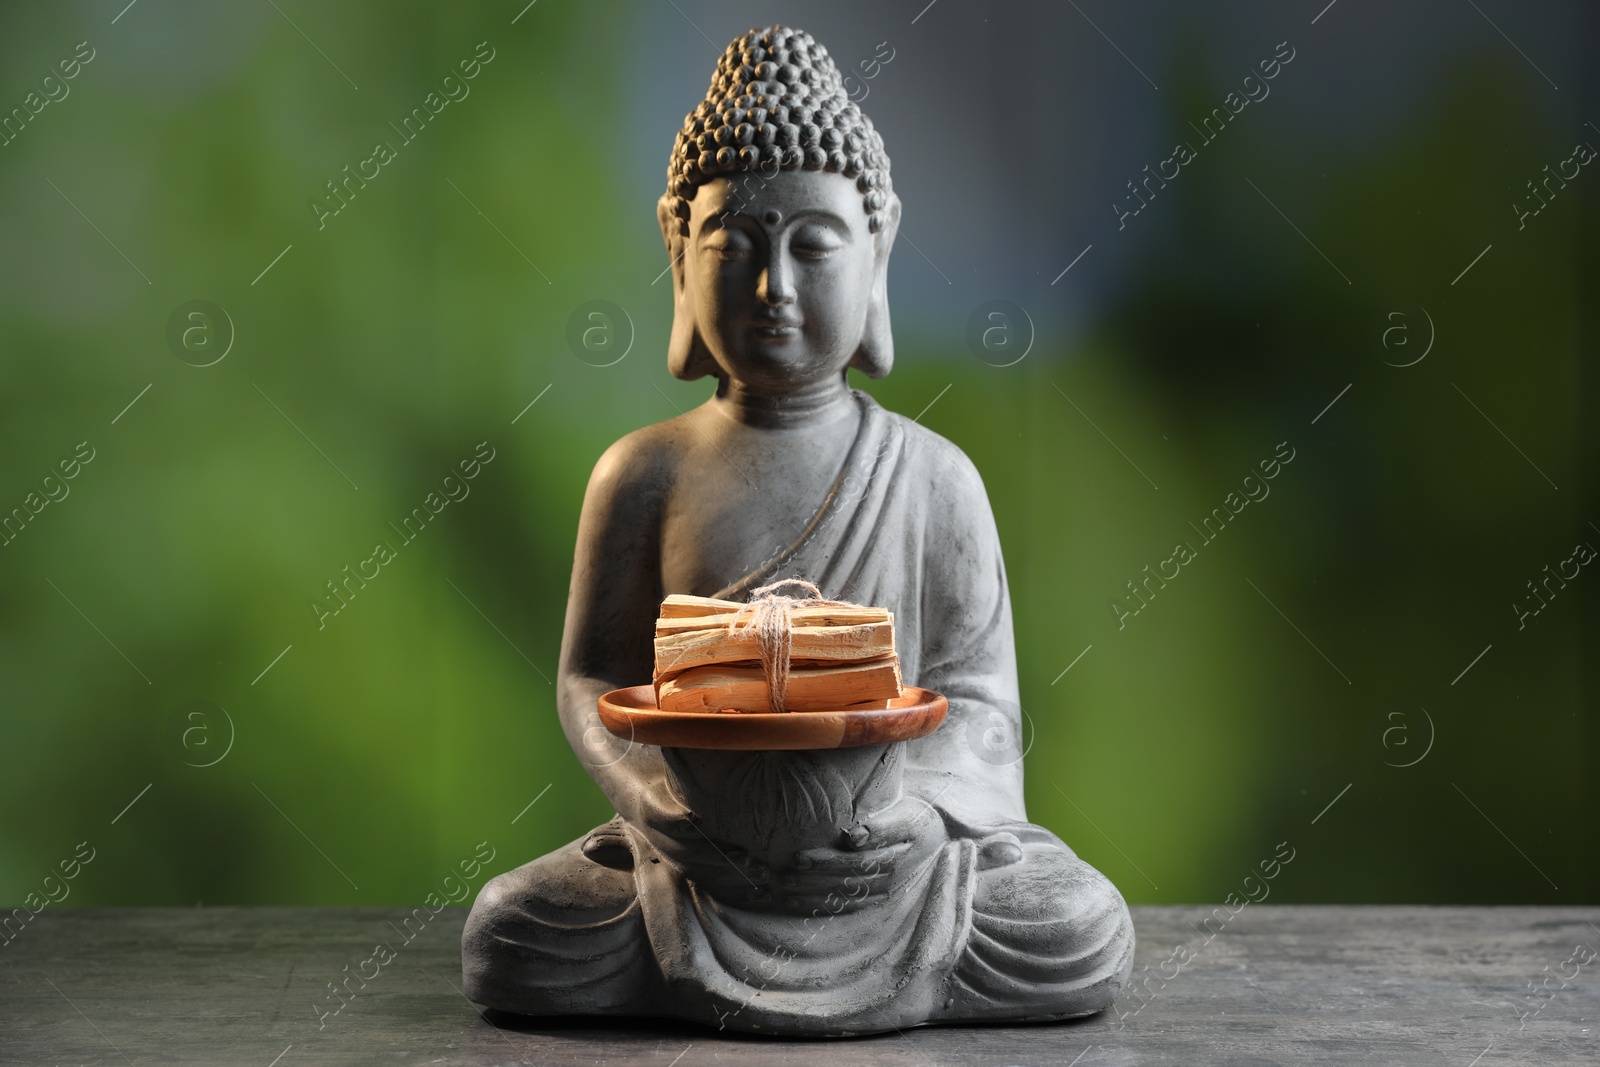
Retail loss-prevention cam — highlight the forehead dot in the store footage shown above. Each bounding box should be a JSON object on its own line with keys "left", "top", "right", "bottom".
{"left": 763, "top": 209, "right": 783, "bottom": 225}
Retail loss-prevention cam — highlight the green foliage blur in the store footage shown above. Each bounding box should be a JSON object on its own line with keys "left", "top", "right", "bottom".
{"left": 1, "top": 0, "right": 1592, "bottom": 909}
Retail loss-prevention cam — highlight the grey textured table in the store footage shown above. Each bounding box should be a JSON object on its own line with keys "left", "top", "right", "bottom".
{"left": 2, "top": 907, "right": 1595, "bottom": 1065}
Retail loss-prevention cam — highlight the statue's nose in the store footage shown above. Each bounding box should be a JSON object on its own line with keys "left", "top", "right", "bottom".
{"left": 756, "top": 258, "right": 795, "bottom": 305}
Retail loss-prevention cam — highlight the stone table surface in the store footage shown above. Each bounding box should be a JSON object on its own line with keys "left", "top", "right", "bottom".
{"left": 1, "top": 906, "right": 1596, "bottom": 1065}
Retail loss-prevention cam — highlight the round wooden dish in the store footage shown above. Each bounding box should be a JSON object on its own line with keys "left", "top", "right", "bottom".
{"left": 597, "top": 685, "right": 947, "bottom": 751}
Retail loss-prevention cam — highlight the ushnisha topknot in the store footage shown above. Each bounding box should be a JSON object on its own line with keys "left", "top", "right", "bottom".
{"left": 666, "top": 25, "right": 894, "bottom": 236}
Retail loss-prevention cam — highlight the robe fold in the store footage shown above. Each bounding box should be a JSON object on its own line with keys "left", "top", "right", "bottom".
{"left": 710, "top": 389, "right": 1028, "bottom": 825}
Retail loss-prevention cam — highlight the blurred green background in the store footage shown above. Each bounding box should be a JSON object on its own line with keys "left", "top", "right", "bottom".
{"left": 1, "top": 0, "right": 1593, "bottom": 909}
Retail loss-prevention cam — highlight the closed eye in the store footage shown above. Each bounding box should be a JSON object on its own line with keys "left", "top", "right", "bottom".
{"left": 790, "top": 223, "right": 851, "bottom": 260}
{"left": 791, "top": 225, "right": 844, "bottom": 260}
{"left": 703, "top": 228, "right": 756, "bottom": 261}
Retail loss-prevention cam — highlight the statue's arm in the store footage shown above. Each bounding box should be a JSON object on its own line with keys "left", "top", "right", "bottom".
{"left": 556, "top": 435, "right": 671, "bottom": 822}
{"left": 905, "top": 441, "right": 1028, "bottom": 824}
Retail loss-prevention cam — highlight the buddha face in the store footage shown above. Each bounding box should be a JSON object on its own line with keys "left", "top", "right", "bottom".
{"left": 682, "top": 170, "right": 890, "bottom": 392}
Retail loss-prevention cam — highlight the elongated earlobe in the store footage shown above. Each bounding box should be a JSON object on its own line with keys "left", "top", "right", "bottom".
{"left": 657, "top": 195, "right": 720, "bottom": 381}
{"left": 850, "top": 300, "right": 892, "bottom": 378}
{"left": 849, "top": 195, "right": 900, "bottom": 379}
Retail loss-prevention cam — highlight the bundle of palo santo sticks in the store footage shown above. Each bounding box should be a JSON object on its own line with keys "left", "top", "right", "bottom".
{"left": 652, "top": 593, "right": 902, "bottom": 714}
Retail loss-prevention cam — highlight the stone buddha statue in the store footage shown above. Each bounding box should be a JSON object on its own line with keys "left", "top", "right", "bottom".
{"left": 462, "top": 25, "right": 1133, "bottom": 1036}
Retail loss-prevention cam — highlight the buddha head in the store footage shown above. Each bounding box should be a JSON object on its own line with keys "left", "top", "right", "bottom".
{"left": 659, "top": 26, "right": 901, "bottom": 392}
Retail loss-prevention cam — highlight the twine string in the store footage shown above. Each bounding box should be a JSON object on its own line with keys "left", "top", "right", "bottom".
{"left": 727, "top": 579, "right": 855, "bottom": 714}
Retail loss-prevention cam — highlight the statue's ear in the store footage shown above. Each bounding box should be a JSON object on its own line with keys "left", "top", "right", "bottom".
{"left": 849, "top": 193, "right": 900, "bottom": 380}
{"left": 657, "top": 195, "right": 720, "bottom": 382}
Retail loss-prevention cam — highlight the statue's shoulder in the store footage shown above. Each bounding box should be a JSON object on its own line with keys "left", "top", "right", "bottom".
{"left": 586, "top": 412, "right": 695, "bottom": 504}
{"left": 871, "top": 397, "right": 992, "bottom": 507}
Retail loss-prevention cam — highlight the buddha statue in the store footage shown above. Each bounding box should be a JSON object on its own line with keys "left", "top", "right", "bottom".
{"left": 462, "top": 25, "right": 1134, "bottom": 1036}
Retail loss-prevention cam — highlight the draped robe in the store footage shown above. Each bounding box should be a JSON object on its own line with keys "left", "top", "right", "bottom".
{"left": 463, "top": 390, "right": 1134, "bottom": 1035}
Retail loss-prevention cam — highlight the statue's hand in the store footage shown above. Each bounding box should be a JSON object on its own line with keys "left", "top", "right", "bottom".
{"left": 783, "top": 796, "right": 942, "bottom": 904}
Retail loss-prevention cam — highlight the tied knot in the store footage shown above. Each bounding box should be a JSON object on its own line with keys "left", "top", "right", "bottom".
{"left": 727, "top": 579, "right": 853, "bottom": 714}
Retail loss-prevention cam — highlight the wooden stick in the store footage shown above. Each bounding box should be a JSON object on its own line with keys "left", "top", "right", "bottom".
{"left": 658, "top": 656, "right": 902, "bottom": 714}
{"left": 654, "top": 605, "right": 890, "bottom": 636}
{"left": 653, "top": 620, "right": 895, "bottom": 677}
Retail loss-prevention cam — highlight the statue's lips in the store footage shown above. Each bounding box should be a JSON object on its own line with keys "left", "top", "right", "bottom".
{"left": 751, "top": 322, "right": 802, "bottom": 340}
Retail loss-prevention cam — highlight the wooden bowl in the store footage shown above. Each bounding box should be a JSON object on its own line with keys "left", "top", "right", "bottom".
{"left": 596, "top": 685, "right": 947, "bottom": 751}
